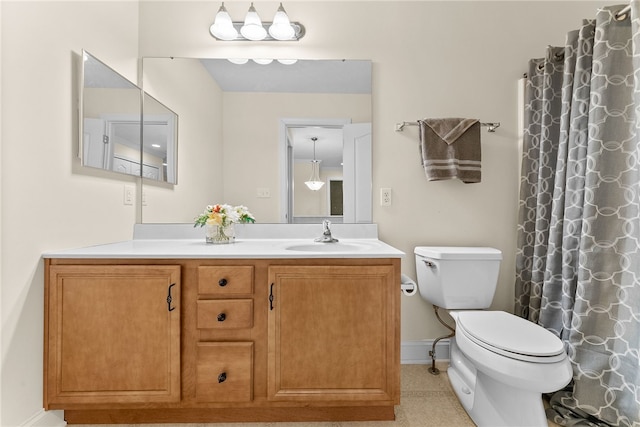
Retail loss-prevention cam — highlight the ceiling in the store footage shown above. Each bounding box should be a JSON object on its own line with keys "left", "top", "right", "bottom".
{"left": 199, "top": 58, "right": 371, "bottom": 93}
{"left": 288, "top": 127, "right": 344, "bottom": 168}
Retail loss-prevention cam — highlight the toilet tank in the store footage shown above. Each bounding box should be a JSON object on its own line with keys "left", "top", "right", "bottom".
{"left": 414, "top": 246, "right": 502, "bottom": 309}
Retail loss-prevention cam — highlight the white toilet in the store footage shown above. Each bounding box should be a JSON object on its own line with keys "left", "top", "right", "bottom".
{"left": 414, "top": 246, "right": 572, "bottom": 427}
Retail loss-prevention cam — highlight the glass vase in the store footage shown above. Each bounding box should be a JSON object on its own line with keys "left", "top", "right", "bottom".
{"left": 205, "top": 223, "right": 235, "bottom": 244}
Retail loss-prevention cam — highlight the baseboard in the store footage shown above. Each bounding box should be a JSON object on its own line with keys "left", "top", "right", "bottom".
{"left": 401, "top": 339, "right": 450, "bottom": 364}
{"left": 21, "top": 409, "right": 65, "bottom": 427}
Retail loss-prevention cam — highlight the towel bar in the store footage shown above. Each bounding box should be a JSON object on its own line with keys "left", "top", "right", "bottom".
{"left": 395, "top": 121, "right": 500, "bottom": 133}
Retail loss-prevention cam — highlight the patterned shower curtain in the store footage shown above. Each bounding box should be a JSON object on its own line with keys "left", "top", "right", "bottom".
{"left": 515, "top": 4, "right": 640, "bottom": 427}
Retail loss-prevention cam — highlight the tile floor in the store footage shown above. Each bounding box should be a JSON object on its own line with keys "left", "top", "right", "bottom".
{"left": 74, "top": 364, "right": 561, "bottom": 427}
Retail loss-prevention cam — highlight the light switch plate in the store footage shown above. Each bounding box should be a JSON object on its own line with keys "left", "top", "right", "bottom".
{"left": 124, "top": 185, "right": 134, "bottom": 205}
{"left": 257, "top": 188, "right": 271, "bottom": 198}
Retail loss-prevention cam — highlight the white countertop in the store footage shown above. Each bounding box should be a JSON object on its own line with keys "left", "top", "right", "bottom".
{"left": 42, "top": 238, "right": 404, "bottom": 259}
{"left": 43, "top": 224, "right": 404, "bottom": 259}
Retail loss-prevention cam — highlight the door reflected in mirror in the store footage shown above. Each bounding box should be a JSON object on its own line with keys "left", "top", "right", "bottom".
{"left": 284, "top": 119, "right": 372, "bottom": 224}
{"left": 81, "top": 51, "right": 141, "bottom": 174}
{"left": 143, "top": 93, "right": 178, "bottom": 183}
{"left": 291, "top": 126, "right": 344, "bottom": 222}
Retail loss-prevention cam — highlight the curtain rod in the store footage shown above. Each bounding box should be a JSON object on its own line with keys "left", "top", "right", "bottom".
{"left": 395, "top": 121, "right": 501, "bottom": 133}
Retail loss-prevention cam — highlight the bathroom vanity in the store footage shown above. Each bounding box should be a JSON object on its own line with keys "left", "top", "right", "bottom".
{"left": 42, "top": 225, "right": 403, "bottom": 424}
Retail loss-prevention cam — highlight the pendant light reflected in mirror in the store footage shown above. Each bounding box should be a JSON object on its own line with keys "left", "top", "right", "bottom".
{"left": 305, "top": 137, "right": 325, "bottom": 191}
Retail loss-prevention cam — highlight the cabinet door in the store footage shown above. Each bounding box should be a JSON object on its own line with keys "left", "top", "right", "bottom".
{"left": 267, "top": 265, "right": 398, "bottom": 402}
{"left": 45, "top": 265, "right": 181, "bottom": 407}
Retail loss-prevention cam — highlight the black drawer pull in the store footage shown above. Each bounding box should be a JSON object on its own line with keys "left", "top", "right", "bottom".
{"left": 217, "top": 312, "right": 226, "bottom": 322}
{"left": 218, "top": 372, "right": 227, "bottom": 383}
{"left": 218, "top": 278, "right": 228, "bottom": 287}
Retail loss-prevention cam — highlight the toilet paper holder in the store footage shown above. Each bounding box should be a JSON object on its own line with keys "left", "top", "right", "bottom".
{"left": 400, "top": 274, "right": 417, "bottom": 296}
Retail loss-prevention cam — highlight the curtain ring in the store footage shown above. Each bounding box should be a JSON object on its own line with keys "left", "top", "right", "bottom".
{"left": 545, "top": 46, "right": 564, "bottom": 63}
{"left": 615, "top": 11, "right": 629, "bottom": 21}
{"left": 615, "top": 6, "right": 630, "bottom": 21}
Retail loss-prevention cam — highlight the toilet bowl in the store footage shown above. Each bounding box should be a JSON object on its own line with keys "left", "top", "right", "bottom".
{"left": 414, "top": 246, "right": 572, "bottom": 427}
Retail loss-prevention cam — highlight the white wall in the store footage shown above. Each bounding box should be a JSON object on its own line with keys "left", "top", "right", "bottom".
{"left": 1, "top": 1, "right": 621, "bottom": 426}
{"left": 1, "top": 2, "right": 140, "bottom": 426}
{"left": 141, "top": 58, "right": 225, "bottom": 223}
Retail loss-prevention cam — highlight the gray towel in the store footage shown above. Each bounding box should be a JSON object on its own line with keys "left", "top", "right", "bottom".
{"left": 418, "top": 118, "right": 481, "bottom": 183}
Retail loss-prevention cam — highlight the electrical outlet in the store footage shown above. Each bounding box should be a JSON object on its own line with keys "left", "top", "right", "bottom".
{"left": 124, "top": 185, "right": 134, "bottom": 206}
{"left": 380, "top": 188, "right": 392, "bottom": 206}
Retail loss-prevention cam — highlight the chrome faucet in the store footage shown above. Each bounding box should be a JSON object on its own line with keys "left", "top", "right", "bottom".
{"left": 314, "top": 219, "right": 339, "bottom": 243}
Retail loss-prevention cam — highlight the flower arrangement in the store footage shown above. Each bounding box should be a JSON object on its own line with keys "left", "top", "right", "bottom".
{"left": 194, "top": 204, "right": 256, "bottom": 228}
{"left": 195, "top": 204, "right": 255, "bottom": 244}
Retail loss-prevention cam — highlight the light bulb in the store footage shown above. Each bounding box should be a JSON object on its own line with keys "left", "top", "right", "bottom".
{"left": 240, "top": 3, "right": 267, "bottom": 41}
{"left": 228, "top": 58, "right": 249, "bottom": 65}
{"left": 209, "top": 3, "right": 238, "bottom": 41}
{"left": 268, "top": 3, "right": 295, "bottom": 40}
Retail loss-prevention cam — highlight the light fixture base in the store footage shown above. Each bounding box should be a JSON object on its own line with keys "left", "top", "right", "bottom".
{"left": 211, "top": 21, "right": 305, "bottom": 41}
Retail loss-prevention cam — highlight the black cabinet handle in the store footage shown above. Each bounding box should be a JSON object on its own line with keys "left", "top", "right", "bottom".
{"left": 269, "top": 283, "right": 274, "bottom": 310}
{"left": 217, "top": 313, "right": 226, "bottom": 322}
{"left": 218, "top": 372, "right": 227, "bottom": 383}
{"left": 167, "top": 283, "right": 176, "bottom": 312}
{"left": 218, "top": 278, "right": 228, "bottom": 287}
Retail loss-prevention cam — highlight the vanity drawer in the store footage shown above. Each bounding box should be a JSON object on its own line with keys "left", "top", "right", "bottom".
{"left": 197, "top": 299, "right": 253, "bottom": 329}
{"left": 198, "top": 266, "right": 254, "bottom": 295}
{"left": 196, "top": 342, "right": 253, "bottom": 402}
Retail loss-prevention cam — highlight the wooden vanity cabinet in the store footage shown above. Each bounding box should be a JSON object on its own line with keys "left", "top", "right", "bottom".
{"left": 267, "top": 265, "right": 398, "bottom": 402}
{"left": 44, "top": 257, "right": 400, "bottom": 424}
{"left": 44, "top": 263, "right": 181, "bottom": 407}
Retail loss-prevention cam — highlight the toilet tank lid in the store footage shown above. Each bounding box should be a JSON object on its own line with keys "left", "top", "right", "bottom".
{"left": 414, "top": 246, "right": 502, "bottom": 260}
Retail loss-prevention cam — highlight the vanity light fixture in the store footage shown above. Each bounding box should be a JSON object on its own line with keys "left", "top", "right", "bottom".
{"left": 209, "top": 2, "right": 238, "bottom": 41}
{"left": 210, "top": 2, "right": 305, "bottom": 41}
{"left": 240, "top": 2, "right": 267, "bottom": 40}
{"left": 268, "top": 3, "right": 295, "bottom": 40}
{"left": 305, "top": 137, "right": 325, "bottom": 191}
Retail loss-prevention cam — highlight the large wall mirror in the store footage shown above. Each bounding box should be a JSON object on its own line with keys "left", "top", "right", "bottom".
{"left": 80, "top": 51, "right": 178, "bottom": 184}
{"left": 141, "top": 57, "right": 372, "bottom": 224}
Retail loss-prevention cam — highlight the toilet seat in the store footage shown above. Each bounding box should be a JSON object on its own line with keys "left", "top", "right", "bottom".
{"left": 456, "top": 311, "right": 566, "bottom": 363}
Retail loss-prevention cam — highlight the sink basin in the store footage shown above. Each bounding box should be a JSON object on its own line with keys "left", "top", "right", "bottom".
{"left": 285, "top": 242, "right": 373, "bottom": 252}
